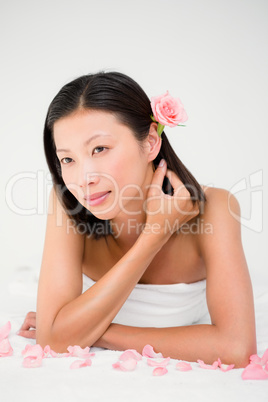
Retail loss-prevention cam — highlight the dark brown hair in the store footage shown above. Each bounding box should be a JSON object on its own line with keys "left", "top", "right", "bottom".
{"left": 44, "top": 71, "right": 206, "bottom": 239}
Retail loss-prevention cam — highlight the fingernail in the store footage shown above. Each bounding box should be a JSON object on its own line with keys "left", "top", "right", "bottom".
{"left": 159, "top": 159, "right": 165, "bottom": 168}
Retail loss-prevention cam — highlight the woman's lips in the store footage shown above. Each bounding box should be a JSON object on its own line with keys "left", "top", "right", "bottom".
{"left": 84, "top": 191, "right": 111, "bottom": 207}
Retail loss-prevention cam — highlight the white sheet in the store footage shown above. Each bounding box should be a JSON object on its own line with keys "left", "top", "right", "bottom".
{"left": 0, "top": 267, "right": 267, "bottom": 402}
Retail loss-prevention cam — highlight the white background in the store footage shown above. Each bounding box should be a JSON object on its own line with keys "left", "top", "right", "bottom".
{"left": 0, "top": 0, "right": 267, "bottom": 288}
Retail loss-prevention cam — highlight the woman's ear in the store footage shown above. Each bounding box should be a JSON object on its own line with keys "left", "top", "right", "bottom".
{"left": 147, "top": 122, "right": 162, "bottom": 162}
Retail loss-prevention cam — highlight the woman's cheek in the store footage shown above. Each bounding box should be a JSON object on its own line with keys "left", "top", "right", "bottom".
{"left": 116, "top": 167, "right": 145, "bottom": 201}
{"left": 62, "top": 170, "right": 83, "bottom": 200}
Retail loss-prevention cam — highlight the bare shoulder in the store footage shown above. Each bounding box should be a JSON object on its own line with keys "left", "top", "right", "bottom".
{"left": 196, "top": 185, "right": 242, "bottom": 249}
{"left": 200, "top": 185, "right": 240, "bottom": 220}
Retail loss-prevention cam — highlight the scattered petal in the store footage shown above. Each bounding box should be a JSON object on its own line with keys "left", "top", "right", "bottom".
{"left": 112, "top": 358, "right": 137, "bottom": 371}
{"left": 119, "top": 349, "right": 142, "bottom": 361}
{"left": 70, "top": 359, "right": 92, "bottom": 369}
{"left": 197, "top": 359, "right": 219, "bottom": 370}
{"left": 50, "top": 349, "right": 70, "bottom": 358}
{"left": 49, "top": 348, "right": 70, "bottom": 358}
{"left": 249, "top": 354, "right": 261, "bottom": 365}
{"left": 22, "top": 344, "right": 44, "bottom": 368}
{"left": 142, "top": 344, "right": 163, "bottom": 358}
{"left": 0, "top": 321, "right": 11, "bottom": 341}
{"left": 250, "top": 349, "right": 268, "bottom": 366}
{"left": 219, "top": 363, "right": 235, "bottom": 372}
{"left": 176, "top": 361, "right": 192, "bottom": 371}
{"left": 147, "top": 357, "right": 170, "bottom": 367}
{"left": 43, "top": 345, "right": 70, "bottom": 358}
{"left": 22, "top": 344, "right": 44, "bottom": 359}
{"left": 218, "top": 358, "right": 235, "bottom": 372}
{"left": 21, "top": 344, "right": 32, "bottom": 355}
{"left": 0, "top": 339, "right": 13, "bottom": 357}
{"left": 67, "top": 345, "right": 94, "bottom": 358}
{"left": 23, "top": 356, "right": 43, "bottom": 368}
{"left": 242, "top": 363, "right": 268, "bottom": 380}
{"left": 261, "top": 349, "right": 268, "bottom": 365}
{"left": 153, "top": 367, "right": 168, "bottom": 376}
{"left": 43, "top": 345, "right": 51, "bottom": 357}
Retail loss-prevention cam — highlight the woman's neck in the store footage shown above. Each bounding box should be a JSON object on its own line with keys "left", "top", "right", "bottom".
{"left": 109, "top": 163, "right": 154, "bottom": 253}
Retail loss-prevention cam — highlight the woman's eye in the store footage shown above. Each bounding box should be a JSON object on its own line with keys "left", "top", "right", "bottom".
{"left": 93, "top": 146, "right": 106, "bottom": 155}
{"left": 61, "top": 157, "right": 73, "bottom": 164}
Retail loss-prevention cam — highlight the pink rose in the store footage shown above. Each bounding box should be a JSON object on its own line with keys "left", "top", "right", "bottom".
{"left": 151, "top": 91, "right": 188, "bottom": 128}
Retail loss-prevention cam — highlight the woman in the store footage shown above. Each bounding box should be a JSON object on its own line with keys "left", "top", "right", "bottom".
{"left": 18, "top": 71, "right": 256, "bottom": 367}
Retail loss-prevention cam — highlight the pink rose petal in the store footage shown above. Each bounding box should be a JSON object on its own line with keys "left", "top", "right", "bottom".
{"left": 197, "top": 359, "right": 219, "bottom": 370}
{"left": 249, "top": 354, "right": 261, "bottom": 365}
{"left": 22, "top": 344, "right": 44, "bottom": 359}
{"left": 147, "top": 357, "right": 170, "bottom": 367}
{"left": 242, "top": 363, "right": 268, "bottom": 380}
{"left": 50, "top": 349, "right": 70, "bottom": 358}
{"left": 152, "top": 367, "right": 168, "bottom": 376}
{"left": 219, "top": 363, "right": 235, "bottom": 372}
{"left": 67, "top": 345, "right": 95, "bottom": 358}
{"left": 70, "top": 359, "right": 92, "bottom": 369}
{"left": 0, "top": 321, "right": 11, "bottom": 341}
{"left": 176, "top": 361, "right": 192, "bottom": 371}
{"left": 23, "top": 356, "right": 43, "bottom": 368}
{"left": 43, "top": 345, "right": 70, "bottom": 358}
{"left": 119, "top": 349, "right": 142, "bottom": 361}
{"left": 142, "top": 344, "right": 163, "bottom": 358}
{"left": 21, "top": 344, "right": 32, "bottom": 355}
{"left": 112, "top": 358, "right": 137, "bottom": 372}
{"left": 261, "top": 349, "right": 268, "bottom": 365}
{"left": 250, "top": 349, "right": 268, "bottom": 366}
{"left": 217, "top": 358, "right": 235, "bottom": 372}
{"left": 0, "top": 339, "right": 13, "bottom": 357}
{"left": 43, "top": 345, "right": 51, "bottom": 357}
{"left": 22, "top": 344, "right": 44, "bottom": 368}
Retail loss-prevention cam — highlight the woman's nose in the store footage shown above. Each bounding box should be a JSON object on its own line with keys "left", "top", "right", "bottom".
{"left": 76, "top": 161, "right": 100, "bottom": 188}
{"left": 79, "top": 171, "right": 100, "bottom": 188}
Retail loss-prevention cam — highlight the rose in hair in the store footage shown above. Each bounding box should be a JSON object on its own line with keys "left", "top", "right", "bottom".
{"left": 151, "top": 91, "right": 188, "bottom": 136}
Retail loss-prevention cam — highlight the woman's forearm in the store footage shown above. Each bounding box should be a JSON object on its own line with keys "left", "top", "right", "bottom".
{"left": 95, "top": 323, "right": 254, "bottom": 368}
{"left": 44, "top": 233, "right": 165, "bottom": 352}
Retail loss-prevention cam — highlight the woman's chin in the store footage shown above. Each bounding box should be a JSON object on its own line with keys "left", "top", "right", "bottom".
{"left": 83, "top": 204, "right": 118, "bottom": 221}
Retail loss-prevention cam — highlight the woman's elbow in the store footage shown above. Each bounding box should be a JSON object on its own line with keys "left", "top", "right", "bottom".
{"left": 36, "top": 326, "right": 67, "bottom": 353}
{"left": 36, "top": 325, "right": 95, "bottom": 353}
{"left": 234, "top": 344, "right": 257, "bottom": 368}
{"left": 223, "top": 338, "right": 257, "bottom": 368}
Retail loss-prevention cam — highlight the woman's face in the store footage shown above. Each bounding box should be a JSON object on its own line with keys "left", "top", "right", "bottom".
{"left": 53, "top": 109, "right": 154, "bottom": 220}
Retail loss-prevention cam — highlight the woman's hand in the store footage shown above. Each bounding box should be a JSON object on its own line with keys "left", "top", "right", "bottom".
{"left": 17, "top": 311, "right": 36, "bottom": 339}
{"left": 144, "top": 159, "right": 200, "bottom": 241}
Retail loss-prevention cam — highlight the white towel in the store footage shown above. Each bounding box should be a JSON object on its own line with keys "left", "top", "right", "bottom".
{"left": 82, "top": 274, "right": 211, "bottom": 328}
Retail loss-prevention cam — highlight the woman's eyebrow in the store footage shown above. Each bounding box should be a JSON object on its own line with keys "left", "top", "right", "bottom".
{"left": 56, "top": 134, "right": 112, "bottom": 153}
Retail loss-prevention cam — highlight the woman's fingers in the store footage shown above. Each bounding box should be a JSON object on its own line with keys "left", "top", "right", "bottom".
{"left": 145, "top": 162, "right": 200, "bottom": 238}
{"left": 20, "top": 311, "right": 36, "bottom": 331}
{"left": 17, "top": 311, "right": 37, "bottom": 338}
{"left": 17, "top": 329, "right": 36, "bottom": 339}
{"left": 166, "top": 169, "right": 199, "bottom": 217}
{"left": 149, "top": 159, "right": 167, "bottom": 195}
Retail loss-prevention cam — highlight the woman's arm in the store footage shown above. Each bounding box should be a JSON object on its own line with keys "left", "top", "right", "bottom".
{"left": 37, "top": 189, "right": 162, "bottom": 352}
{"left": 93, "top": 188, "right": 257, "bottom": 368}
{"left": 37, "top": 161, "right": 198, "bottom": 352}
